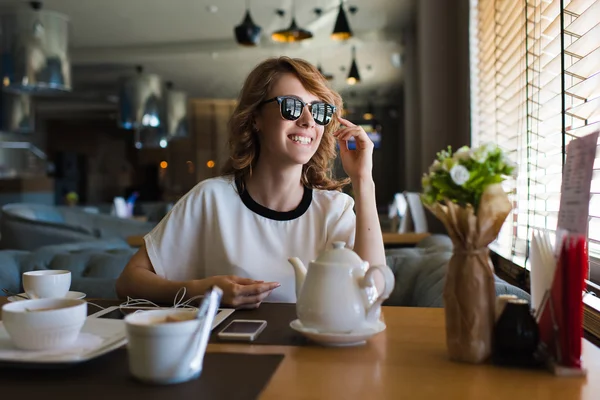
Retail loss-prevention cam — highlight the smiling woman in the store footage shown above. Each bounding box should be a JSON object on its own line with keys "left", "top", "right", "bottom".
{"left": 115, "top": 56, "right": 387, "bottom": 309}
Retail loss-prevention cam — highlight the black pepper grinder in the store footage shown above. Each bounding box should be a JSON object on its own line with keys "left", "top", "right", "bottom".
{"left": 492, "top": 298, "right": 542, "bottom": 368}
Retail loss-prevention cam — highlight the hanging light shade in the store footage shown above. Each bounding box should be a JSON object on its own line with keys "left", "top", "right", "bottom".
{"left": 363, "top": 102, "right": 374, "bottom": 120}
{"left": 133, "top": 127, "right": 169, "bottom": 150}
{"left": 0, "top": 92, "right": 35, "bottom": 134}
{"left": 318, "top": 64, "right": 334, "bottom": 81}
{"left": 164, "top": 82, "right": 189, "bottom": 140}
{"left": 234, "top": 9, "right": 262, "bottom": 46}
{"left": 118, "top": 66, "right": 164, "bottom": 130}
{"left": 271, "top": 17, "right": 313, "bottom": 42}
{"left": 0, "top": 1, "right": 71, "bottom": 94}
{"left": 272, "top": 2, "right": 312, "bottom": 43}
{"left": 331, "top": 3, "right": 353, "bottom": 40}
{"left": 346, "top": 47, "right": 360, "bottom": 85}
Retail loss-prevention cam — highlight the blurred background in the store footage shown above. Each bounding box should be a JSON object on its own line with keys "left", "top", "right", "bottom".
{"left": 0, "top": 0, "right": 471, "bottom": 212}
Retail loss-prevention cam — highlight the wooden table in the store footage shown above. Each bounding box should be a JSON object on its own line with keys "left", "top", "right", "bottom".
{"left": 126, "top": 232, "right": 432, "bottom": 248}
{"left": 0, "top": 298, "right": 597, "bottom": 398}
{"left": 214, "top": 307, "right": 600, "bottom": 400}
{"left": 382, "top": 232, "right": 431, "bottom": 246}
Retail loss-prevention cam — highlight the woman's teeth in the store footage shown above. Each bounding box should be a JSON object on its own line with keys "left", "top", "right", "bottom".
{"left": 289, "top": 135, "right": 312, "bottom": 145}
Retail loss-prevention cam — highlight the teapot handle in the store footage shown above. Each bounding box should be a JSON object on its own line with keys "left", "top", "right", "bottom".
{"left": 362, "top": 264, "right": 396, "bottom": 323}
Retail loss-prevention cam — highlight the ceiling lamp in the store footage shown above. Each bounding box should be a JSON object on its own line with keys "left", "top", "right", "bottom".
{"left": 164, "top": 82, "right": 189, "bottom": 140}
{"left": 346, "top": 47, "right": 360, "bottom": 85}
{"left": 363, "top": 102, "right": 374, "bottom": 120}
{"left": 133, "top": 127, "right": 169, "bottom": 150}
{"left": 118, "top": 66, "right": 164, "bottom": 130}
{"left": 0, "top": 1, "right": 71, "bottom": 93}
{"left": 318, "top": 64, "right": 334, "bottom": 81}
{"left": 331, "top": 2, "right": 354, "bottom": 40}
{"left": 271, "top": 3, "right": 313, "bottom": 43}
{"left": 0, "top": 92, "right": 35, "bottom": 134}
{"left": 234, "top": 1, "right": 261, "bottom": 46}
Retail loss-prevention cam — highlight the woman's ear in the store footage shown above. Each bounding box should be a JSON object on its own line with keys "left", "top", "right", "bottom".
{"left": 252, "top": 115, "right": 262, "bottom": 132}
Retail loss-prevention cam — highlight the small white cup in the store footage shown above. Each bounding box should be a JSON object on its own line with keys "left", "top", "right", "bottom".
{"left": 124, "top": 309, "right": 204, "bottom": 385}
{"left": 23, "top": 270, "right": 71, "bottom": 299}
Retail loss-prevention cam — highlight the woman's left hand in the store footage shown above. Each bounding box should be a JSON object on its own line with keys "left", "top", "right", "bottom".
{"left": 334, "top": 117, "right": 374, "bottom": 182}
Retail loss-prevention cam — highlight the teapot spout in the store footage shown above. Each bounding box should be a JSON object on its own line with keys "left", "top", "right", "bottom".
{"left": 288, "top": 257, "right": 307, "bottom": 300}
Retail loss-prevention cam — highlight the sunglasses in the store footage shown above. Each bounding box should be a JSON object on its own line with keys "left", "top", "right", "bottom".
{"left": 260, "top": 96, "right": 336, "bottom": 126}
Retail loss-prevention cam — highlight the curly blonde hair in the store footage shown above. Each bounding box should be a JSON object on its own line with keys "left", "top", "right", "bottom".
{"left": 221, "top": 56, "right": 350, "bottom": 191}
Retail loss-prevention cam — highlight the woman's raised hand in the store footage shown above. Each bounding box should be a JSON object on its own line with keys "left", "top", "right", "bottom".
{"left": 334, "top": 117, "right": 375, "bottom": 182}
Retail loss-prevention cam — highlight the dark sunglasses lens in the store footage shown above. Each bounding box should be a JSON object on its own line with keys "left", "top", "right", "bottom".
{"left": 311, "top": 103, "right": 334, "bottom": 125}
{"left": 281, "top": 97, "right": 303, "bottom": 120}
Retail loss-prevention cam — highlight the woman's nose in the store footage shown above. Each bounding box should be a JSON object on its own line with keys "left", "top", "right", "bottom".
{"left": 296, "top": 105, "right": 315, "bottom": 128}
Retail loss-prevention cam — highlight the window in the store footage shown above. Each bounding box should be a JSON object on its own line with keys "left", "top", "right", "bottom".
{"left": 470, "top": 0, "right": 600, "bottom": 285}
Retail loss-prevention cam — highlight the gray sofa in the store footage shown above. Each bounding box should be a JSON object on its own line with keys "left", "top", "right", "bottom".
{"left": 0, "top": 203, "right": 156, "bottom": 251}
{"left": 383, "top": 234, "right": 530, "bottom": 307}
{"left": 78, "top": 201, "right": 173, "bottom": 223}
{"left": 0, "top": 239, "right": 135, "bottom": 299}
{"left": 0, "top": 235, "right": 530, "bottom": 305}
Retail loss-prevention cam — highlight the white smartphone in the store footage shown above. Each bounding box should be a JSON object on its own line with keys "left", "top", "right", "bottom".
{"left": 217, "top": 319, "right": 267, "bottom": 342}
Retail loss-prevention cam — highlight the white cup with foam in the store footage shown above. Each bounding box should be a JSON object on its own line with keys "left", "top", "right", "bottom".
{"left": 22, "top": 270, "right": 71, "bottom": 299}
{"left": 125, "top": 309, "right": 204, "bottom": 385}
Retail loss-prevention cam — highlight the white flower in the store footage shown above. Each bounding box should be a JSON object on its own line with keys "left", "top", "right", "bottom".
{"left": 450, "top": 165, "right": 470, "bottom": 186}
{"left": 453, "top": 146, "right": 472, "bottom": 162}
{"left": 471, "top": 142, "right": 496, "bottom": 163}
{"left": 429, "top": 160, "right": 442, "bottom": 173}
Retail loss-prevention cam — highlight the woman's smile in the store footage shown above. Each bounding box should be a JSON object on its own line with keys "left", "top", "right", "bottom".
{"left": 287, "top": 133, "right": 314, "bottom": 146}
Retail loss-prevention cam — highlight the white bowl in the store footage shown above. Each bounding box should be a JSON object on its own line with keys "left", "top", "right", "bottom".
{"left": 1, "top": 298, "right": 87, "bottom": 350}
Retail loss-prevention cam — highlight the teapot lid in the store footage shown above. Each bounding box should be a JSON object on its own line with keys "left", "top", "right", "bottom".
{"left": 315, "top": 242, "right": 363, "bottom": 265}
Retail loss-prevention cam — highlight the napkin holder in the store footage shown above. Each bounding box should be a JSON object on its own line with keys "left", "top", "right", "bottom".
{"left": 536, "top": 234, "right": 588, "bottom": 377}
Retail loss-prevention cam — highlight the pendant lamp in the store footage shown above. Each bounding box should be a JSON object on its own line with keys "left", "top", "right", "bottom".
{"left": 271, "top": 2, "right": 313, "bottom": 42}
{"left": 133, "top": 127, "right": 169, "bottom": 150}
{"left": 164, "top": 82, "right": 189, "bottom": 140}
{"left": 331, "top": 2, "right": 353, "bottom": 40}
{"left": 0, "top": 92, "right": 35, "bottom": 134}
{"left": 0, "top": 1, "right": 71, "bottom": 93}
{"left": 234, "top": 1, "right": 261, "bottom": 46}
{"left": 346, "top": 47, "right": 360, "bottom": 85}
{"left": 118, "top": 66, "right": 164, "bottom": 130}
{"left": 363, "top": 102, "right": 374, "bottom": 120}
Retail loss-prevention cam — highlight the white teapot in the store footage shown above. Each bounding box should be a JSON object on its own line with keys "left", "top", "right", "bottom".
{"left": 288, "top": 241, "right": 395, "bottom": 334}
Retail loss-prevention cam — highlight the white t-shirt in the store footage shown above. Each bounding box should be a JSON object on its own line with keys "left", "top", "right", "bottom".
{"left": 144, "top": 175, "right": 356, "bottom": 303}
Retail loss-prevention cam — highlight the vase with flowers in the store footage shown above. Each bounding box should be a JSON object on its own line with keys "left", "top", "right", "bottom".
{"left": 421, "top": 144, "right": 517, "bottom": 364}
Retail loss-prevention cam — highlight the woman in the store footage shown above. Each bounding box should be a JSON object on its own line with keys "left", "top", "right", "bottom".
{"left": 115, "top": 57, "right": 386, "bottom": 308}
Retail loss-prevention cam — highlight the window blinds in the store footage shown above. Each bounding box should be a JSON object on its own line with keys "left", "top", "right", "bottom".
{"left": 470, "top": 0, "right": 600, "bottom": 284}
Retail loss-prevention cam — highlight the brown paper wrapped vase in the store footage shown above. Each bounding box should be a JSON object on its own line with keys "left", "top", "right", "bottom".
{"left": 425, "top": 184, "right": 512, "bottom": 364}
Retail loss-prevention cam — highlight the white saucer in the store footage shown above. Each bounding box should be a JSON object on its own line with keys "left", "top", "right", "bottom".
{"left": 290, "top": 319, "right": 386, "bottom": 347}
{"left": 7, "top": 291, "right": 87, "bottom": 302}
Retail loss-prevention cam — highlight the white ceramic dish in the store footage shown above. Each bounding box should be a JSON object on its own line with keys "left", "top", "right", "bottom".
{"left": 7, "top": 291, "right": 86, "bottom": 303}
{"left": 0, "top": 318, "right": 126, "bottom": 366}
{"left": 290, "top": 319, "right": 386, "bottom": 347}
{"left": 2, "top": 298, "right": 87, "bottom": 350}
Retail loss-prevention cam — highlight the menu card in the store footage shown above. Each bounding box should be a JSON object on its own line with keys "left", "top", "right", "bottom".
{"left": 555, "top": 131, "right": 599, "bottom": 251}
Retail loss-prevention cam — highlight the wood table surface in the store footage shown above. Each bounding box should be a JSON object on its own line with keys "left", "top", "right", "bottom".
{"left": 1, "top": 298, "right": 597, "bottom": 399}
{"left": 214, "top": 307, "right": 600, "bottom": 400}
{"left": 126, "top": 232, "right": 432, "bottom": 248}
